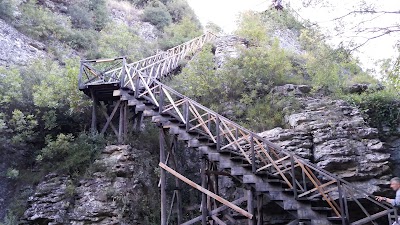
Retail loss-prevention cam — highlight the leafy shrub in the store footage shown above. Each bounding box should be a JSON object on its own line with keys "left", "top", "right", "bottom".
{"left": 6, "top": 168, "right": 19, "bottom": 179}
{"left": 165, "top": 0, "right": 199, "bottom": 23}
{"left": 235, "top": 11, "right": 269, "bottom": 45}
{"left": 142, "top": 1, "right": 172, "bottom": 30}
{"left": 159, "top": 17, "right": 202, "bottom": 49}
{"left": 344, "top": 89, "right": 400, "bottom": 134}
{"left": 97, "top": 23, "right": 151, "bottom": 59}
{"left": 19, "top": 0, "right": 71, "bottom": 40}
{"left": 36, "top": 132, "right": 106, "bottom": 174}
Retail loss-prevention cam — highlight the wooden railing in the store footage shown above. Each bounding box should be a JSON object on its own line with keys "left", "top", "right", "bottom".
{"left": 78, "top": 32, "right": 217, "bottom": 89}
{"left": 78, "top": 32, "right": 398, "bottom": 225}
{"left": 136, "top": 78, "right": 398, "bottom": 225}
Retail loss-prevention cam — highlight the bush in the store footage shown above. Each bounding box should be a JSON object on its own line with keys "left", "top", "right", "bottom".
{"left": 142, "top": 1, "right": 172, "bottom": 30}
{"left": 97, "top": 23, "right": 151, "bottom": 59}
{"left": 165, "top": 0, "right": 199, "bottom": 23}
{"left": 6, "top": 168, "right": 19, "bottom": 179}
{"left": 19, "top": 0, "right": 71, "bottom": 40}
{"left": 36, "top": 132, "right": 106, "bottom": 174}
{"left": 159, "top": 17, "right": 202, "bottom": 50}
{"left": 235, "top": 11, "right": 269, "bottom": 45}
{"left": 344, "top": 89, "right": 400, "bottom": 134}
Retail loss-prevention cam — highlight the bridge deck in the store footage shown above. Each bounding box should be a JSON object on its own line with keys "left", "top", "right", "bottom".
{"left": 81, "top": 82, "right": 120, "bottom": 101}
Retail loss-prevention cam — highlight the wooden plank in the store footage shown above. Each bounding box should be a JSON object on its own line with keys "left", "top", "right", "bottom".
{"left": 163, "top": 88, "right": 186, "bottom": 123}
{"left": 256, "top": 155, "right": 290, "bottom": 172}
{"left": 211, "top": 215, "right": 227, "bottom": 225}
{"left": 181, "top": 197, "right": 247, "bottom": 225}
{"left": 298, "top": 180, "right": 336, "bottom": 198}
{"left": 100, "top": 100, "right": 121, "bottom": 135}
{"left": 159, "top": 163, "right": 253, "bottom": 219}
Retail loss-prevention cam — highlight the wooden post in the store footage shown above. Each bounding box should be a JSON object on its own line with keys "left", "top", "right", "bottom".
{"left": 201, "top": 157, "right": 208, "bottom": 225}
{"left": 118, "top": 101, "right": 124, "bottom": 144}
{"left": 248, "top": 189, "right": 255, "bottom": 225}
{"left": 172, "top": 136, "right": 183, "bottom": 224}
{"left": 90, "top": 89, "right": 97, "bottom": 134}
{"left": 257, "top": 194, "right": 263, "bottom": 225}
{"left": 124, "top": 101, "right": 128, "bottom": 141}
{"left": 160, "top": 129, "right": 167, "bottom": 225}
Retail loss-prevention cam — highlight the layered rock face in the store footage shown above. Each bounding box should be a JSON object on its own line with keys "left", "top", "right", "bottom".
{"left": 22, "top": 145, "right": 159, "bottom": 224}
{"left": 0, "top": 19, "right": 46, "bottom": 66}
{"left": 260, "top": 84, "right": 391, "bottom": 193}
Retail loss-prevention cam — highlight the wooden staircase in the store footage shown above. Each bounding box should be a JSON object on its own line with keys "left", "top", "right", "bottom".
{"left": 78, "top": 33, "right": 398, "bottom": 225}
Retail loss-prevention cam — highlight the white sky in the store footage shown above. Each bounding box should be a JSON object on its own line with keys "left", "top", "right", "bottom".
{"left": 187, "top": 0, "right": 400, "bottom": 73}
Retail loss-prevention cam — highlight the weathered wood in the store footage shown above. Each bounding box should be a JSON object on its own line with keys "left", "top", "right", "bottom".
{"left": 160, "top": 129, "right": 167, "bottom": 225}
{"left": 100, "top": 100, "right": 121, "bottom": 135}
{"left": 159, "top": 163, "right": 253, "bottom": 219}
{"left": 180, "top": 197, "right": 247, "bottom": 225}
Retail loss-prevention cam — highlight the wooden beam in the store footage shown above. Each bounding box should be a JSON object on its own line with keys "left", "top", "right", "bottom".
{"left": 181, "top": 197, "right": 247, "bottom": 225}
{"left": 159, "top": 163, "right": 253, "bottom": 220}
{"left": 100, "top": 101, "right": 121, "bottom": 135}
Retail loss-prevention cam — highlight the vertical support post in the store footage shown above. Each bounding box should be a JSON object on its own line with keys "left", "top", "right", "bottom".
{"left": 185, "top": 101, "right": 190, "bottom": 132}
{"left": 291, "top": 155, "right": 297, "bottom": 198}
{"left": 123, "top": 101, "right": 128, "bottom": 141}
{"left": 251, "top": 134, "right": 255, "bottom": 173}
{"left": 118, "top": 101, "right": 124, "bottom": 144}
{"left": 120, "top": 57, "right": 127, "bottom": 88}
{"left": 160, "top": 128, "right": 167, "bottom": 225}
{"left": 257, "top": 194, "right": 263, "bottom": 225}
{"left": 90, "top": 89, "right": 97, "bottom": 134}
{"left": 159, "top": 86, "right": 164, "bottom": 114}
{"left": 216, "top": 117, "right": 220, "bottom": 152}
{"left": 247, "top": 189, "right": 255, "bottom": 225}
{"left": 337, "top": 181, "right": 348, "bottom": 225}
{"left": 172, "top": 136, "right": 183, "bottom": 224}
{"left": 201, "top": 157, "right": 208, "bottom": 225}
{"left": 78, "top": 61, "right": 84, "bottom": 89}
{"left": 134, "top": 72, "right": 140, "bottom": 98}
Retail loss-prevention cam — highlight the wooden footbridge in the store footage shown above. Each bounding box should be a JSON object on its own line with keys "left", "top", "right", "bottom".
{"left": 78, "top": 32, "right": 398, "bottom": 225}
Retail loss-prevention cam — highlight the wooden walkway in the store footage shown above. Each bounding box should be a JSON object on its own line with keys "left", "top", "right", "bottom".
{"left": 79, "top": 32, "right": 398, "bottom": 225}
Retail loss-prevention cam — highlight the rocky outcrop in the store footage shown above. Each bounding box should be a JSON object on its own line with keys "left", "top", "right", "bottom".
{"left": 0, "top": 19, "right": 46, "bottom": 66}
{"left": 214, "top": 35, "right": 248, "bottom": 67}
{"left": 107, "top": 0, "right": 157, "bottom": 41}
{"left": 22, "top": 145, "right": 159, "bottom": 224}
{"left": 259, "top": 84, "right": 391, "bottom": 193}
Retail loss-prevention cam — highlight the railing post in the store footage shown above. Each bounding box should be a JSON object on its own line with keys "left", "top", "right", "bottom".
{"left": 159, "top": 86, "right": 164, "bottom": 114}
{"left": 290, "top": 154, "right": 297, "bottom": 198}
{"left": 120, "top": 57, "right": 127, "bottom": 88}
{"left": 78, "top": 61, "right": 84, "bottom": 89}
{"left": 251, "top": 134, "right": 256, "bottom": 173}
{"left": 134, "top": 72, "right": 140, "bottom": 98}
{"left": 337, "top": 181, "right": 348, "bottom": 225}
{"left": 216, "top": 116, "right": 220, "bottom": 152}
{"left": 185, "top": 101, "right": 190, "bottom": 132}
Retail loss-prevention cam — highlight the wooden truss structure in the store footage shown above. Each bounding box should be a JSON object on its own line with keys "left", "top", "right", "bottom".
{"left": 78, "top": 32, "right": 398, "bottom": 224}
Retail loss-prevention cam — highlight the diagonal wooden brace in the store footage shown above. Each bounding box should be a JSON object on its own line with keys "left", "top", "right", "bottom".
{"left": 159, "top": 162, "right": 253, "bottom": 220}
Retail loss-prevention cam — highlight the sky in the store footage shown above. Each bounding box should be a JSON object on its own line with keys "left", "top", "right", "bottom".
{"left": 186, "top": 0, "right": 400, "bottom": 73}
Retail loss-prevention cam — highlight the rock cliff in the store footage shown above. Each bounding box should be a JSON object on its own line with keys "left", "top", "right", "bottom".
{"left": 260, "top": 84, "right": 392, "bottom": 193}
{"left": 22, "top": 145, "right": 159, "bottom": 224}
{"left": 0, "top": 19, "right": 46, "bottom": 66}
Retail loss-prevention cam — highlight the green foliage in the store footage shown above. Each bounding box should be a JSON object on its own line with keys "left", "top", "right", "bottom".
{"left": 36, "top": 132, "right": 106, "bottom": 174}
{"left": 219, "top": 40, "right": 295, "bottom": 103}
{"left": 235, "top": 11, "right": 269, "bottom": 45}
{"left": 6, "top": 168, "right": 19, "bottom": 179}
{"left": 170, "top": 44, "right": 218, "bottom": 102}
{"left": 0, "top": 211, "right": 17, "bottom": 225}
{"left": 160, "top": 17, "right": 202, "bottom": 50}
{"left": 19, "top": 0, "right": 71, "bottom": 40}
{"left": 0, "top": 67, "right": 23, "bottom": 105}
{"left": 205, "top": 22, "right": 223, "bottom": 35}
{"left": 142, "top": 1, "right": 172, "bottom": 30}
{"left": 8, "top": 109, "right": 38, "bottom": 144}
{"left": 97, "top": 23, "right": 151, "bottom": 59}
{"left": 165, "top": 0, "right": 199, "bottom": 23}
{"left": 243, "top": 95, "right": 301, "bottom": 131}
{"left": 0, "top": 0, "right": 19, "bottom": 21}
{"left": 344, "top": 89, "right": 400, "bottom": 134}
